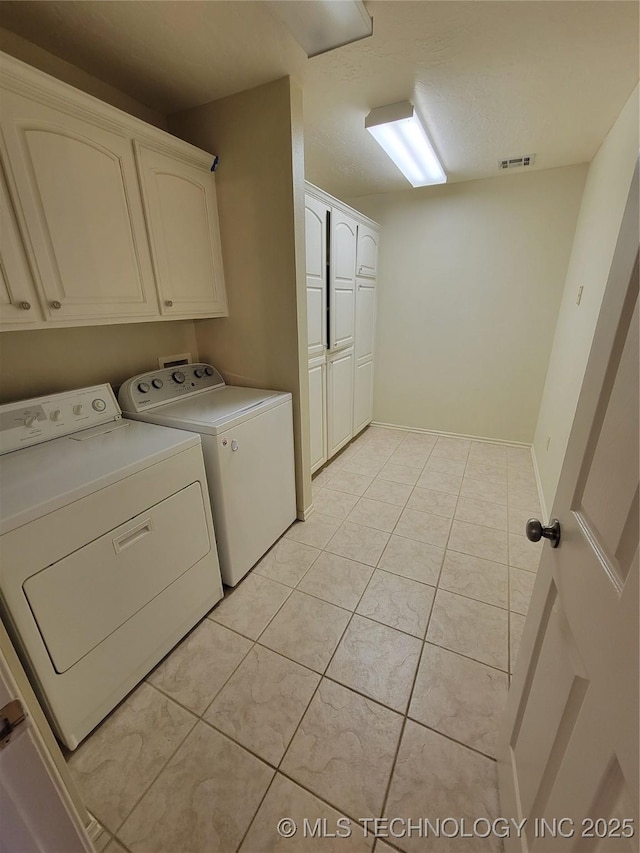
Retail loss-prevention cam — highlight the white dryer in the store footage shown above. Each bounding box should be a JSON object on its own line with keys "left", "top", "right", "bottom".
{"left": 0, "top": 384, "right": 223, "bottom": 749}
{"left": 119, "top": 364, "right": 297, "bottom": 586}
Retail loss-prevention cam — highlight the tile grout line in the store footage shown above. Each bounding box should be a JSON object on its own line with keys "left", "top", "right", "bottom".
{"left": 376, "top": 436, "right": 470, "bottom": 825}
{"left": 233, "top": 510, "right": 403, "bottom": 852}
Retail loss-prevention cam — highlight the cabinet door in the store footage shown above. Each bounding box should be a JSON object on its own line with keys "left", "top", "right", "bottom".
{"left": 308, "top": 356, "right": 327, "bottom": 473}
{"left": 305, "top": 195, "right": 328, "bottom": 357}
{"left": 0, "top": 163, "right": 43, "bottom": 326}
{"left": 355, "top": 281, "right": 376, "bottom": 362}
{"left": 327, "top": 348, "right": 354, "bottom": 456}
{"left": 134, "top": 142, "right": 227, "bottom": 317}
{"left": 330, "top": 209, "right": 357, "bottom": 351}
{"left": 356, "top": 224, "right": 379, "bottom": 279}
{"left": 0, "top": 90, "right": 157, "bottom": 322}
{"left": 353, "top": 359, "right": 374, "bottom": 436}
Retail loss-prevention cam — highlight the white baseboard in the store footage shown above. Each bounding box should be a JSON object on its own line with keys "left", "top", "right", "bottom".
{"left": 86, "top": 815, "right": 109, "bottom": 849}
{"left": 297, "top": 503, "right": 315, "bottom": 521}
{"left": 370, "top": 421, "right": 532, "bottom": 448}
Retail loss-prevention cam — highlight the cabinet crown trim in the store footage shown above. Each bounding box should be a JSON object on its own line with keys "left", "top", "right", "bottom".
{"left": 305, "top": 181, "right": 381, "bottom": 231}
{"left": 0, "top": 52, "right": 216, "bottom": 167}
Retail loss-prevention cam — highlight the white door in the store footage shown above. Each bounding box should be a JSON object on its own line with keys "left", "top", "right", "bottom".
{"left": 353, "top": 358, "right": 374, "bottom": 436}
{"left": 0, "top": 90, "right": 157, "bottom": 322}
{"left": 308, "top": 356, "right": 327, "bottom": 473}
{"left": 0, "top": 642, "right": 93, "bottom": 853}
{"left": 498, "top": 164, "right": 639, "bottom": 851}
{"left": 330, "top": 209, "right": 357, "bottom": 351}
{"left": 327, "top": 348, "right": 354, "bottom": 456}
{"left": 305, "top": 195, "right": 328, "bottom": 357}
{"left": 356, "top": 223, "right": 379, "bottom": 279}
{"left": 0, "top": 163, "right": 43, "bottom": 326}
{"left": 134, "top": 141, "right": 228, "bottom": 318}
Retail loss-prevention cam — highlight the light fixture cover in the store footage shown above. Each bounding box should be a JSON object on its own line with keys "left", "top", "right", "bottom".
{"left": 268, "top": 0, "right": 373, "bottom": 58}
{"left": 365, "top": 101, "right": 446, "bottom": 187}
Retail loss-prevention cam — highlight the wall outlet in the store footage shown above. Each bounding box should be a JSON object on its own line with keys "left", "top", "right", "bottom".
{"left": 158, "top": 352, "right": 192, "bottom": 369}
{"left": 576, "top": 285, "right": 584, "bottom": 305}
{"left": 546, "top": 435, "right": 551, "bottom": 451}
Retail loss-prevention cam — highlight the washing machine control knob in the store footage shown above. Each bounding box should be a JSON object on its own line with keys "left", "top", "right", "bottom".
{"left": 194, "top": 368, "right": 205, "bottom": 378}
{"left": 172, "top": 371, "right": 186, "bottom": 384}
{"left": 73, "top": 404, "right": 83, "bottom": 415}
{"left": 138, "top": 382, "right": 151, "bottom": 394}
{"left": 92, "top": 398, "right": 106, "bottom": 412}
{"left": 152, "top": 379, "right": 163, "bottom": 389}
{"left": 205, "top": 367, "right": 214, "bottom": 376}
{"left": 50, "top": 409, "right": 61, "bottom": 421}
{"left": 24, "top": 414, "right": 37, "bottom": 428}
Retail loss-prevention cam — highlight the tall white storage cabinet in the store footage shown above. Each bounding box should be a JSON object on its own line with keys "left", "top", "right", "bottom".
{"left": 304, "top": 183, "right": 380, "bottom": 473}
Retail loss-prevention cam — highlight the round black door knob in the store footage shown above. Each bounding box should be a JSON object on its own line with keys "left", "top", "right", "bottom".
{"left": 526, "top": 518, "right": 561, "bottom": 548}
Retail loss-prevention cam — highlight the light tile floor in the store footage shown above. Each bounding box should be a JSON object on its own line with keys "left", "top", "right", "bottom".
{"left": 68, "top": 426, "right": 543, "bottom": 853}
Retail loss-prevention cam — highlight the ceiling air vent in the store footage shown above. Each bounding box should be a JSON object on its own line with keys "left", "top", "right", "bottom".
{"left": 498, "top": 154, "right": 536, "bottom": 170}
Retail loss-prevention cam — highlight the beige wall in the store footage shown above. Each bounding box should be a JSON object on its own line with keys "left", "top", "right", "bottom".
{"left": 0, "top": 320, "right": 198, "bottom": 403}
{"left": 349, "top": 165, "right": 587, "bottom": 443}
{"left": 533, "top": 85, "right": 639, "bottom": 513}
{"left": 169, "top": 77, "right": 311, "bottom": 514}
{"left": 0, "top": 27, "right": 167, "bottom": 129}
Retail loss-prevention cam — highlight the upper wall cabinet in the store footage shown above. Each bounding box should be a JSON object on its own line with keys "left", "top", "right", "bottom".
{"left": 134, "top": 142, "right": 227, "bottom": 318}
{"left": 1, "top": 90, "right": 158, "bottom": 324}
{"left": 356, "top": 224, "right": 379, "bottom": 279}
{"left": 0, "top": 53, "right": 228, "bottom": 331}
{"left": 0, "top": 163, "right": 43, "bottom": 325}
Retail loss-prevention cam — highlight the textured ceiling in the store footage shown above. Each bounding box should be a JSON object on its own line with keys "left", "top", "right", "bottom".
{"left": 0, "top": 1, "right": 637, "bottom": 198}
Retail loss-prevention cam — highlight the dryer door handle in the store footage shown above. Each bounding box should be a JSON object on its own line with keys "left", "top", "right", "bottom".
{"left": 113, "top": 519, "right": 153, "bottom": 554}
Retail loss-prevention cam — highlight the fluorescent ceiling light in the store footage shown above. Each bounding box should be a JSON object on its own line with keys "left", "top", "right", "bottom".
{"left": 268, "top": 0, "right": 373, "bottom": 58}
{"left": 365, "top": 101, "right": 447, "bottom": 187}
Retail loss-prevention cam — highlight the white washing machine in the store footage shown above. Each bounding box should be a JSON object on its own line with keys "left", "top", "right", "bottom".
{"left": 119, "top": 364, "right": 297, "bottom": 586}
{"left": 0, "top": 384, "right": 223, "bottom": 749}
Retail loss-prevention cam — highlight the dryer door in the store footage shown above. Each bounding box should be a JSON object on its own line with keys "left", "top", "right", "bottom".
{"left": 23, "top": 482, "right": 211, "bottom": 673}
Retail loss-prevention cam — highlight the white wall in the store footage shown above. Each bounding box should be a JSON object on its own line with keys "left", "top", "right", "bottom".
{"left": 349, "top": 165, "right": 587, "bottom": 443}
{"left": 533, "top": 85, "right": 639, "bottom": 512}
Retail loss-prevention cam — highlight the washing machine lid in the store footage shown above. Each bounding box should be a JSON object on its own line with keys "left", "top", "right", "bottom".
{"left": 130, "top": 386, "right": 291, "bottom": 435}
{"left": 0, "top": 419, "right": 200, "bottom": 535}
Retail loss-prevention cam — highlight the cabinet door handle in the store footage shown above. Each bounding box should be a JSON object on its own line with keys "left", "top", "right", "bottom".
{"left": 50, "top": 300, "right": 62, "bottom": 310}
{"left": 165, "top": 300, "right": 174, "bottom": 307}
{"left": 18, "top": 301, "right": 31, "bottom": 310}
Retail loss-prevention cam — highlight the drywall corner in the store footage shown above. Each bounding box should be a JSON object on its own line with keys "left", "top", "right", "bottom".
{"left": 169, "top": 76, "right": 311, "bottom": 515}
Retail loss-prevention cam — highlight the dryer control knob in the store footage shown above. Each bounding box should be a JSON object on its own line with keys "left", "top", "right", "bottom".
{"left": 92, "top": 398, "right": 107, "bottom": 412}
{"left": 24, "top": 414, "right": 37, "bottom": 428}
{"left": 50, "top": 409, "right": 61, "bottom": 421}
{"left": 73, "top": 404, "right": 83, "bottom": 415}
{"left": 138, "top": 382, "right": 151, "bottom": 394}
{"left": 172, "top": 371, "right": 186, "bottom": 384}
